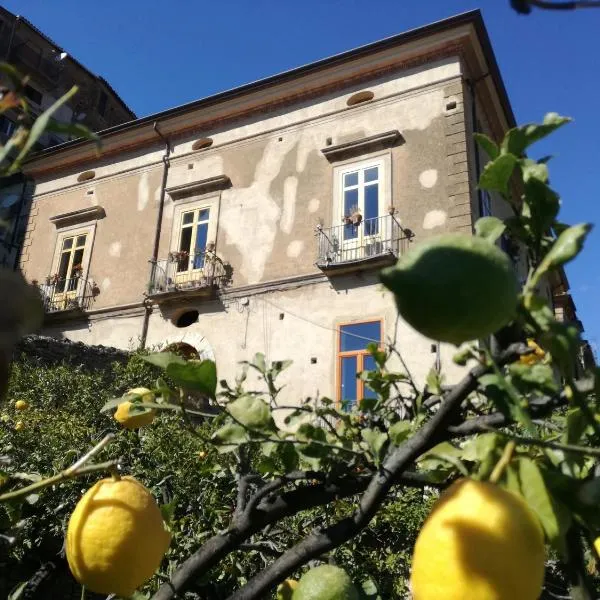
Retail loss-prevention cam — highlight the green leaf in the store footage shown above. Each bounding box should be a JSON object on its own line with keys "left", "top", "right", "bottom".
{"left": 100, "top": 396, "right": 128, "bottom": 413}
{"left": 462, "top": 432, "right": 501, "bottom": 463}
{"left": 284, "top": 409, "right": 310, "bottom": 427}
{"left": 7, "top": 582, "right": 27, "bottom": 600}
{"left": 159, "top": 497, "right": 177, "bottom": 526}
{"left": 256, "top": 455, "right": 278, "bottom": 474}
{"left": 518, "top": 458, "right": 570, "bottom": 554}
{"left": 361, "top": 428, "right": 388, "bottom": 465}
{"left": 9, "top": 86, "right": 79, "bottom": 173}
{"left": 212, "top": 423, "right": 249, "bottom": 446}
{"left": 425, "top": 368, "right": 443, "bottom": 395}
{"left": 296, "top": 423, "right": 327, "bottom": 443}
{"left": 534, "top": 223, "right": 592, "bottom": 283}
{"left": 278, "top": 442, "right": 299, "bottom": 472}
{"left": 474, "top": 132, "right": 499, "bottom": 160}
{"left": 475, "top": 216, "right": 506, "bottom": 243}
{"left": 142, "top": 351, "right": 185, "bottom": 370}
{"left": 479, "top": 153, "right": 518, "bottom": 196}
{"left": 521, "top": 178, "right": 560, "bottom": 237}
{"left": 389, "top": 421, "right": 412, "bottom": 446}
{"left": 44, "top": 119, "right": 101, "bottom": 147}
{"left": 563, "top": 409, "right": 588, "bottom": 445}
{"left": 520, "top": 160, "right": 549, "bottom": 184}
{"left": 508, "top": 363, "right": 558, "bottom": 394}
{"left": 227, "top": 395, "right": 272, "bottom": 430}
{"left": 501, "top": 113, "right": 571, "bottom": 157}
{"left": 271, "top": 359, "right": 293, "bottom": 374}
{"left": 252, "top": 352, "right": 266, "bottom": 374}
{"left": 166, "top": 360, "right": 217, "bottom": 398}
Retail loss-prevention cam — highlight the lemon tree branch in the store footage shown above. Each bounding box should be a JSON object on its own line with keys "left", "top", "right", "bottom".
{"left": 219, "top": 344, "right": 525, "bottom": 600}
{"left": 0, "top": 434, "right": 117, "bottom": 503}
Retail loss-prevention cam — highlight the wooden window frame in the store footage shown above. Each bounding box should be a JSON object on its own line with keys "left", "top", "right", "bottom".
{"left": 336, "top": 318, "right": 384, "bottom": 407}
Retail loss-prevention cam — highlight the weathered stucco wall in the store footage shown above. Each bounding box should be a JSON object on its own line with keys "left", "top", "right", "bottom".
{"left": 45, "top": 274, "right": 466, "bottom": 401}
{"left": 25, "top": 57, "right": 466, "bottom": 305}
{"left": 23, "top": 54, "right": 475, "bottom": 401}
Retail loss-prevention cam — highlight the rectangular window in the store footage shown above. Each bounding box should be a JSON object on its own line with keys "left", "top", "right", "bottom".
{"left": 337, "top": 320, "right": 382, "bottom": 410}
{"left": 481, "top": 189, "right": 492, "bottom": 217}
{"left": 341, "top": 162, "right": 382, "bottom": 240}
{"left": 177, "top": 207, "right": 210, "bottom": 272}
{"left": 55, "top": 233, "right": 87, "bottom": 293}
{"left": 0, "top": 115, "right": 15, "bottom": 138}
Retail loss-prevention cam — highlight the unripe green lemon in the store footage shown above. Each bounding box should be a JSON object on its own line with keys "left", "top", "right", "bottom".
{"left": 381, "top": 233, "right": 518, "bottom": 345}
{"left": 276, "top": 578, "right": 298, "bottom": 600}
{"left": 410, "top": 478, "right": 545, "bottom": 600}
{"left": 294, "top": 565, "right": 359, "bottom": 600}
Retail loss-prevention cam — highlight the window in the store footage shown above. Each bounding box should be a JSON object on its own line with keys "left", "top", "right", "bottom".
{"left": 177, "top": 207, "right": 211, "bottom": 272}
{"left": 481, "top": 189, "right": 492, "bottom": 217}
{"left": 0, "top": 116, "right": 15, "bottom": 138}
{"left": 337, "top": 320, "right": 382, "bottom": 410}
{"left": 24, "top": 85, "right": 42, "bottom": 106}
{"left": 55, "top": 234, "right": 87, "bottom": 293}
{"left": 341, "top": 162, "right": 382, "bottom": 239}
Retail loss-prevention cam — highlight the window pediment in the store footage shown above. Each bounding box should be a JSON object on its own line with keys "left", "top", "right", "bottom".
{"left": 166, "top": 175, "right": 231, "bottom": 200}
{"left": 321, "top": 130, "right": 402, "bottom": 163}
{"left": 49, "top": 206, "right": 105, "bottom": 228}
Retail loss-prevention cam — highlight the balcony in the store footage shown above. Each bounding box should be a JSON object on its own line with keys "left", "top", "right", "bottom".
{"left": 148, "top": 250, "right": 229, "bottom": 301}
{"left": 38, "top": 277, "right": 96, "bottom": 314}
{"left": 315, "top": 214, "right": 413, "bottom": 275}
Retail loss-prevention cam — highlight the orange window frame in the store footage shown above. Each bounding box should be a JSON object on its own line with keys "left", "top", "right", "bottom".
{"left": 336, "top": 318, "right": 383, "bottom": 406}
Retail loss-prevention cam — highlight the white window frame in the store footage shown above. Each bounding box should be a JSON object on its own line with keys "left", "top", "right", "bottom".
{"left": 332, "top": 153, "right": 391, "bottom": 226}
{"left": 49, "top": 222, "right": 96, "bottom": 299}
{"left": 169, "top": 194, "right": 219, "bottom": 266}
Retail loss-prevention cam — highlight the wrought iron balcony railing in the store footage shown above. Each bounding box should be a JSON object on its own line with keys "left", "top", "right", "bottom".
{"left": 38, "top": 276, "right": 95, "bottom": 313}
{"left": 316, "top": 214, "right": 412, "bottom": 270}
{"left": 148, "top": 251, "right": 228, "bottom": 298}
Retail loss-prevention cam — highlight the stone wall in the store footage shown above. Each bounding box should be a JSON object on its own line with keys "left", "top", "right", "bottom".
{"left": 15, "top": 334, "right": 129, "bottom": 371}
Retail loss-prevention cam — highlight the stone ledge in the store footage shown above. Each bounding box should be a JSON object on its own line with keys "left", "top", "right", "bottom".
{"left": 321, "top": 130, "right": 403, "bottom": 162}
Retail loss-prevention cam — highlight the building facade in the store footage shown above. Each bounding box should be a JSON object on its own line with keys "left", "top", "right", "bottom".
{"left": 0, "top": 6, "right": 136, "bottom": 268}
{"left": 20, "top": 11, "right": 577, "bottom": 405}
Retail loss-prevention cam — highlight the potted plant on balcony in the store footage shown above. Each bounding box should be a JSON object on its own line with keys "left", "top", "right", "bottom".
{"left": 343, "top": 205, "right": 362, "bottom": 226}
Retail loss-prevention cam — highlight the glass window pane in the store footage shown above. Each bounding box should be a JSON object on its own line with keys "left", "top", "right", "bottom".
{"left": 344, "top": 172, "right": 358, "bottom": 188}
{"left": 363, "top": 354, "right": 377, "bottom": 399}
{"left": 76, "top": 235, "right": 87, "bottom": 247}
{"left": 364, "top": 166, "right": 379, "bottom": 182}
{"left": 182, "top": 212, "right": 194, "bottom": 225}
{"left": 341, "top": 355, "right": 357, "bottom": 409}
{"left": 62, "top": 237, "right": 73, "bottom": 250}
{"left": 198, "top": 208, "right": 210, "bottom": 221}
{"left": 340, "top": 321, "right": 381, "bottom": 352}
{"left": 179, "top": 227, "right": 192, "bottom": 253}
{"left": 193, "top": 222, "right": 209, "bottom": 268}
{"left": 57, "top": 252, "right": 70, "bottom": 281}
{"left": 344, "top": 188, "right": 359, "bottom": 215}
{"left": 364, "top": 184, "right": 379, "bottom": 222}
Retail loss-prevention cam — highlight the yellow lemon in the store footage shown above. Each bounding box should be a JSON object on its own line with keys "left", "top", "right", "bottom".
{"left": 410, "top": 478, "right": 545, "bottom": 600}
{"left": 294, "top": 565, "right": 359, "bottom": 600}
{"left": 198, "top": 451, "right": 207, "bottom": 459}
{"left": 114, "top": 387, "right": 156, "bottom": 429}
{"left": 276, "top": 578, "right": 298, "bottom": 600}
{"left": 66, "top": 476, "right": 171, "bottom": 597}
{"left": 14, "top": 400, "right": 29, "bottom": 411}
{"left": 519, "top": 339, "right": 546, "bottom": 366}
{"left": 594, "top": 537, "right": 600, "bottom": 557}
{"left": 381, "top": 234, "right": 518, "bottom": 345}
{"left": 14, "top": 421, "right": 24, "bottom": 431}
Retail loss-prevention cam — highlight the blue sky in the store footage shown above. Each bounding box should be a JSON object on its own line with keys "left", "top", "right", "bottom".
{"left": 4, "top": 0, "right": 599, "bottom": 353}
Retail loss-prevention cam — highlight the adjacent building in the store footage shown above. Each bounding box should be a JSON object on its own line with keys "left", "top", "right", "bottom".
{"left": 0, "top": 6, "right": 136, "bottom": 268}
{"left": 17, "top": 11, "right": 591, "bottom": 404}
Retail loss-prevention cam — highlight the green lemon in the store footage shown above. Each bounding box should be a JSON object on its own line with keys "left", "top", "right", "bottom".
{"left": 381, "top": 233, "right": 518, "bottom": 345}
{"left": 293, "top": 565, "right": 359, "bottom": 600}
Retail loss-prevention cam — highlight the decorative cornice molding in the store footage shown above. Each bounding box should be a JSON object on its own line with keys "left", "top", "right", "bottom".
{"left": 166, "top": 175, "right": 231, "bottom": 199}
{"left": 321, "top": 130, "right": 403, "bottom": 162}
{"left": 49, "top": 205, "right": 105, "bottom": 228}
